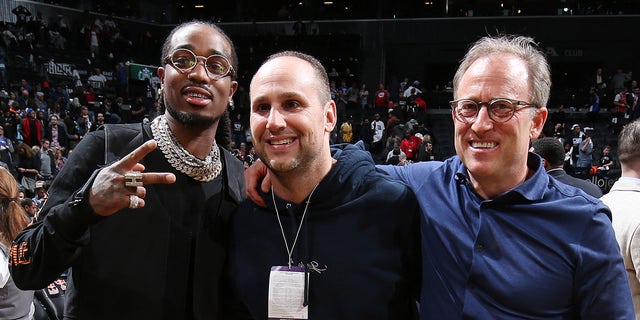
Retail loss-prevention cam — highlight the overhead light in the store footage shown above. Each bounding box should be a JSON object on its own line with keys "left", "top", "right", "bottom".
{"left": 323, "top": 1, "right": 333, "bottom": 4}
{"left": 194, "top": 4, "right": 204, "bottom": 9}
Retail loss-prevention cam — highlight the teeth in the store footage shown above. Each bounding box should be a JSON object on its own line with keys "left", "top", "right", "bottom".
{"left": 271, "top": 138, "right": 293, "bottom": 145}
{"left": 185, "top": 92, "right": 208, "bottom": 98}
{"left": 471, "top": 141, "right": 496, "bottom": 149}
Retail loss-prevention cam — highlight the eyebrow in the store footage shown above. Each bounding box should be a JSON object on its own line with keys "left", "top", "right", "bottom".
{"left": 253, "top": 91, "right": 304, "bottom": 105}
{"left": 172, "top": 44, "right": 229, "bottom": 59}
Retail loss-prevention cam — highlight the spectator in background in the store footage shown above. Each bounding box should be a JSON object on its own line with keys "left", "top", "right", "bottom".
{"left": 16, "top": 89, "right": 31, "bottom": 110}
{"left": 552, "top": 122, "right": 566, "bottom": 144}
{"left": 21, "top": 197, "right": 37, "bottom": 222}
{"left": 631, "top": 87, "right": 640, "bottom": 121}
{"left": 358, "top": 83, "right": 369, "bottom": 111}
{"left": 38, "top": 139, "right": 55, "bottom": 181}
{"left": 34, "top": 91, "right": 47, "bottom": 113}
{"left": 0, "top": 46, "right": 7, "bottom": 89}
{"left": 242, "top": 145, "right": 256, "bottom": 169}
{"left": 87, "top": 68, "right": 107, "bottom": 89}
{"left": 400, "top": 128, "right": 421, "bottom": 161}
{"left": 60, "top": 111, "right": 80, "bottom": 149}
{"left": 44, "top": 114, "right": 72, "bottom": 155}
{"left": 90, "top": 112, "right": 106, "bottom": 132}
{"left": 76, "top": 106, "right": 94, "bottom": 138}
{"left": 566, "top": 123, "right": 584, "bottom": 169}
{"left": 86, "top": 25, "right": 100, "bottom": 59}
{"left": 357, "top": 117, "right": 372, "bottom": 151}
{"left": 597, "top": 144, "right": 615, "bottom": 176}
{"left": 612, "top": 87, "right": 629, "bottom": 134}
{"left": 327, "top": 67, "right": 339, "bottom": 84}
{"left": 21, "top": 108, "right": 42, "bottom": 147}
{"left": 531, "top": 137, "right": 602, "bottom": 197}
{"left": 0, "top": 166, "right": 34, "bottom": 320}
{"left": 403, "top": 80, "right": 422, "bottom": 99}
{"left": 231, "top": 113, "right": 245, "bottom": 147}
{"left": 370, "top": 112, "right": 385, "bottom": 156}
{"left": 416, "top": 135, "right": 435, "bottom": 162}
{"left": 130, "top": 96, "right": 146, "bottom": 123}
{"left": 0, "top": 125, "right": 15, "bottom": 173}
{"left": 601, "top": 119, "right": 640, "bottom": 318}
{"left": 585, "top": 86, "right": 600, "bottom": 125}
{"left": 114, "top": 62, "right": 128, "bottom": 98}
{"left": 386, "top": 141, "right": 406, "bottom": 165}
{"left": 610, "top": 68, "right": 631, "bottom": 93}
{"left": 577, "top": 127, "right": 595, "bottom": 174}
{"left": 32, "top": 181, "right": 48, "bottom": 211}
{"left": 15, "top": 142, "right": 40, "bottom": 197}
{"left": 374, "top": 83, "right": 390, "bottom": 116}
{"left": 340, "top": 115, "right": 353, "bottom": 143}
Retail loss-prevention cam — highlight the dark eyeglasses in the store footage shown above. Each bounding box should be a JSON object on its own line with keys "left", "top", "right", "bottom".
{"left": 163, "top": 48, "right": 234, "bottom": 80}
{"left": 450, "top": 98, "right": 537, "bottom": 123}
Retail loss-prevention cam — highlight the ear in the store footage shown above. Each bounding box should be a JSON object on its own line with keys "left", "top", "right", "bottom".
{"left": 530, "top": 106, "right": 548, "bottom": 140}
{"left": 325, "top": 100, "right": 337, "bottom": 133}
{"left": 229, "top": 80, "right": 238, "bottom": 98}
{"left": 540, "top": 158, "right": 551, "bottom": 171}
{"left": 158, "top": 67, "right": 165, "bottom": 85}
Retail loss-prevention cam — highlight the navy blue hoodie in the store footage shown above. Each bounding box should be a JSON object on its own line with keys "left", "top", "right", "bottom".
{"left": 226, "top": 144, "right": 421, "bottom": 319}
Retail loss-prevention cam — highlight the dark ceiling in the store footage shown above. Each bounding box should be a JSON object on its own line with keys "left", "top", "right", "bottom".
{"left": 177, "top": 0, "right": 639, "bottom": 21}
{"left": 86, "top": 0, "right": 640, "bottom": 24}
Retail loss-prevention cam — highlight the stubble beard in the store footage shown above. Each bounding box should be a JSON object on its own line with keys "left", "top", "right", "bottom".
{"left": 257, "top": 151, "right": 302, "bottom": 176}
{"left": 164, "top": 102, "right": 219, "bottom": 128}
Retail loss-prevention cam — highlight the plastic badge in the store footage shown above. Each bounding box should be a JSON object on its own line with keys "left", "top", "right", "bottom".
{"left": 268, "top": 266, "right": 308, "bottom": 320}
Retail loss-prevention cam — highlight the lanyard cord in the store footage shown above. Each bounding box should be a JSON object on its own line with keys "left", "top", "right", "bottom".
{"left": 271, "top": 184, "right": 320, "bottom": 269}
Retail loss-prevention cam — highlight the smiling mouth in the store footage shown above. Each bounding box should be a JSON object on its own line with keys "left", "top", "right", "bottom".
{"left": 270, "top": 138, "right": 294, "bottom": 145}
{"left": 470, "top": 141, "right": 497, "bottom": 149}
{"left": 184, "top": 92, "right": 209, "bottom": 99}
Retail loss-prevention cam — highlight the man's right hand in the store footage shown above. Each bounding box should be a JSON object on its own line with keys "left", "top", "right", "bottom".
{"left": 88, "top": 140, "right": 176, "bottom": 216}
{"left": 244, "top": 159, "right": 270, "bottom": 208}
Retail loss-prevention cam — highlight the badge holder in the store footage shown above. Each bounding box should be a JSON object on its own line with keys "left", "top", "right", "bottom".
{"left": 268, "top": 266, "right": 308, "bottom": 320}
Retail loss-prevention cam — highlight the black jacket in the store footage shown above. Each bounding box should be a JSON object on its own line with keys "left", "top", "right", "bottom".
{"left": 226, "top": 144, "right": 420, "bottom": 319}
{"left": 547, "top": 168, "right": 603, "bottom": 198}
{"left": 11, "top": 122, "right": 245, "bottom": 320}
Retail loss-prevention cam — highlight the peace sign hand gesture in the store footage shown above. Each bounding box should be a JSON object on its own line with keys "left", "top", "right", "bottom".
{"left": 88, "top": 140, "right": 176, "bottom": 216}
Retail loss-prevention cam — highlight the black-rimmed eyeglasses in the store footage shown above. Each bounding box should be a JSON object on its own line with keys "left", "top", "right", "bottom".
{"left": 450, "top": 98, "right": 537, "bottom": 123}
{"left": 163, "top": 48, "right": 234, "bottom": 80}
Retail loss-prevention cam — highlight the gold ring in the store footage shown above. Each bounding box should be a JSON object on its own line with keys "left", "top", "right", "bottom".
{"left": 124, "top": 171, "right": 143, "bottom": 187}
{"left": 129, "top": 194, "right": 140, "bottom": 209}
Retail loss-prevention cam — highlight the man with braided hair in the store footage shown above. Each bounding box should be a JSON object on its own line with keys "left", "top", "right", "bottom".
{"left": 11, "top": 21, "right": 244, "bottom": 320}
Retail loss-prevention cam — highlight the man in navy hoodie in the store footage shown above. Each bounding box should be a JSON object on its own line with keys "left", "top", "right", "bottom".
{"left": 225, "top": 51, "right": 420, "bottom": 319}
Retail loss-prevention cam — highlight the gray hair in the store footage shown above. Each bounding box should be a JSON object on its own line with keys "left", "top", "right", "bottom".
{"left": 452, "top": 35, "right": 551, "bottom": 108}
{"left": 617, "top": 119, "right": 640, "bottom": 165}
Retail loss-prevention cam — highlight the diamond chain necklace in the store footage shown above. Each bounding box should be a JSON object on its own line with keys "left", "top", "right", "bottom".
{"left": 150, "top": 115, "right": 222, "bottom": 182}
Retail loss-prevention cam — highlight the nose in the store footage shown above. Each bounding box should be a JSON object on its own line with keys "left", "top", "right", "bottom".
{"left": 266, "top": 107, "right": 286, "bottom": 132}
{"left": 187, "top": 58, "right": 209, "bottom": 83}
{"left": 470, "top": 105, "right": 494, "bottom": 133}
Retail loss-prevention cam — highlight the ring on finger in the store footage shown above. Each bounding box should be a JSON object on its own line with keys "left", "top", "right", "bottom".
{"left": 129, "top": 194, "right": 141, "bottom": 209}
{"left": 124, "top": 171, "right": 143, "bottom": 187}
